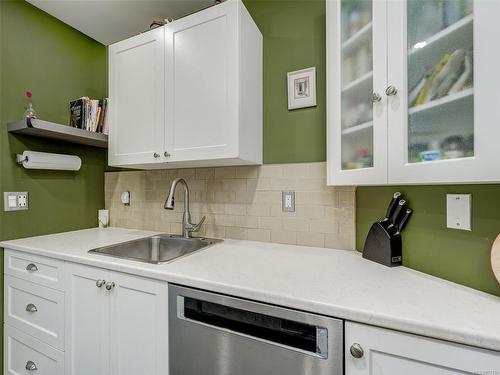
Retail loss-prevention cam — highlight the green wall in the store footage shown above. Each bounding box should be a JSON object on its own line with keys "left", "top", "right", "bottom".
{"left": 0, "top": 0, "right": 108, "bottom": 359}
{"left": 357, "top": 186, "right": 500, "bottom": 297}
{"left": 244, "top": 0, "right": 326, "bottom": 164}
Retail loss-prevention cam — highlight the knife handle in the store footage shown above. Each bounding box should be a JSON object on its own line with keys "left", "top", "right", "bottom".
{"left": 389, "top": 199, "right": 406, "bottom": 227}
{"left": 396, "top": 209, "right": 413, "bottom": 234}
{"left": 384, "top": 192, "right": 402, "bottom": 221}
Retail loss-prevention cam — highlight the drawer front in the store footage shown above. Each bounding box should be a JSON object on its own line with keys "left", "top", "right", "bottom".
{"left": 4, "top": 325, "right": 64, "bottom": 375}
{"left": 4, "top": 249, "right": 64, "bottom": 291}
{"left": 5, "top": 275, "right": 65, "bottom": 350}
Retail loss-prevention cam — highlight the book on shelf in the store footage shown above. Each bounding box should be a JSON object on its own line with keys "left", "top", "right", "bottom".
{"left": 69, "top": 96, "right": 109, "bottom": 134}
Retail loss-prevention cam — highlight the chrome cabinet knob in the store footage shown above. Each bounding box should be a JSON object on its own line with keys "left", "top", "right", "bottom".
{"left": 385, "top": 85, "right": 398, "bottom": 96}
{"left": 105, "top": 281, "right": 116, "bottom": 291}
{"left": 26, "top": 360, "right": 38, "bottom": 371}
{"left": 26, "top": 263, "right": 38, "bottom": 272}
{"left": 96, "top": 279, "right": 106, "bottom": 288}
{"left": 350, "top": 343, "right": 364, "bottom": 359}
{"left": 26, "top": 303, "right": 38, "bottom": 313}
{"left": 164, "top": 151, "right": 171, "bottom": 157}
{"left": 153, "top": 153, "right": 160, "bottom": 158}
{"left": 371, "top": 92, "right": 382, "bottom": 103}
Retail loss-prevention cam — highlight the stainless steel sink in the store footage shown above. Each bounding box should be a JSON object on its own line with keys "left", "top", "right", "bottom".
{"left": 88, "top": 234, "right": 222, "bottom": 264}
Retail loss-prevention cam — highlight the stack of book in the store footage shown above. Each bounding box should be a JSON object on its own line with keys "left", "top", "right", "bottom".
{"left": 69, "top": 97, "right": 109, "bottom": 134}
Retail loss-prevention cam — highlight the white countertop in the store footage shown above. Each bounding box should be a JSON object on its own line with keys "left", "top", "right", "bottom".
{"left": 2, "top": 227, "right": 500, "bottom": 352}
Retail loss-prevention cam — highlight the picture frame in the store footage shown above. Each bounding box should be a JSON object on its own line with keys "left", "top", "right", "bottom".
{"left": 287, "top": 67, "right": 317, "bottom": 110}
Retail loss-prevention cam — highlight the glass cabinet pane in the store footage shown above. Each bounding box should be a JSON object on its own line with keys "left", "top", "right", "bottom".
{"left": 340, "top": 0, "right": 374, "bottom": 170}
{"left": 407, "top": 0, "right": 474, "bottom": 164}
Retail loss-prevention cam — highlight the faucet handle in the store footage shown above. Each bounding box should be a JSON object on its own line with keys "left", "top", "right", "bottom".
{"left": 190, "top": 216, "right": 206, "bottom": 232}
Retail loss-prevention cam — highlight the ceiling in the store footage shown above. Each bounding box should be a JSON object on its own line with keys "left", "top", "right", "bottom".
{"left": 27, "top": 0, "right": 214, "bottom": 45}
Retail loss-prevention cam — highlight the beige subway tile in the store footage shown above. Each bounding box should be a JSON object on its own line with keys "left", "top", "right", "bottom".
{"left": 247, "top": 203, "right": 271, "bottom": 216}
{"left": 170, "top": 222, "right": 182, "bottom": 234}
{"left": 295, "top": 205, "right": 325, "bottom": 219}
{"left": 225, "top": 227, "right": 248, "bottom": 240}
{"left": 213, "top": 191, "right": 236, "bottom": 203}
{"left": 258, "top": 216, "right": 282, "bottom": 230}
{"left": 222, "top": 179, "right": 247, "bottom": 192}
{"left": 282, "top": 217, "right": 310, "bottom": 232}
{"left": 308, "top": 162, "right": 326, "bottom": 178}
{"left": 215, "top": 167, "right": 236, "bottom": 179}
{"left": 204, "top": 225, "right": 226, "bottom": 238}
{"left": 254, "top": 191, "right": 281, "bottom": 204}
{"left": 235, "top": 191, "right": 255, "bottom": 204}
{"left": 213, "top": 214, "right": 236, "bottom": 226}
{"left": 271, "top": 230, "right": 297, "bottom": 245}
{"left": 296, "top": 178, "right": 328, "bottom": 192}
{"left": 248, "top": 228, "right": 271, "bottom": 242}
{"left": 297, "top": 232, "right": 325, "bottom": 248}
{"left": 296, "top": 191, "right": 337, "bottom": 206}
{"left": 235, "top": 215, "right": 258, "bottom": 228}
{"left": 236, "top": 166, "right": 259, "bottom": 179}
{"left": 309, "top": 219, "right": 340, "bottom": 234}
{"left": 207, "top": 180, "right": 224, "bottom": 192}
{"left": 196, "top": 168, "right": 215, "bottom": 179}
{"left": 338, "top": 190, "right": 355, "bottom": 208}
{"left": 246, "top": 178, "right": 258, "bottom": 193}
{"left": 203, "top": 203, "right": 226, "bottom": 214}
{"left": 325, "top": 234, "right": 356, "bottom": 250}
{"left": 325, "top": 206, "right": 354, "bottom": 219}
{"left": 259, "top": 164, "right": 284, "bottom": 178}
{"left": 176, "top": 168, "right": 196, "bottom": 179}
{"left": 282, "top": 163, "right": 309, "bottom": 178}
{"left": 225, "top": 203, "right": 247, "bottom": 215}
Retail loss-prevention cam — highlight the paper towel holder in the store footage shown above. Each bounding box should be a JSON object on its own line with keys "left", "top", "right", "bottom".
{"left": 16, "top": 151, "right": 82, "bottom": 171}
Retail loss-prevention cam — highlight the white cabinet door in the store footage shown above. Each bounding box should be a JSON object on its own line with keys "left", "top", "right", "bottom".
{"left": 327, "top": 0, "right": 388, "bottom": 185}
{"left": 387, "top": 0, "right": 500, "bottom": 184}
{"left": 108, "top": 27, "right": 166, "bottom": 166}
{"left": 165, "top": 1, "right": 239, "bottom": 162}
{"left": 346, "top": 322, "right": 500, "bottom": 374}
{"left": 108, "top": 271, "right": 168, "bottom": 375}
{"left": 65, "top": 263, "right": 110, "bottom": 375}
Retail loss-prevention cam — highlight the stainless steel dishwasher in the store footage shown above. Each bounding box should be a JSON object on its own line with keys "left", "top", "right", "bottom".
{"left": 169, "top": 284, "right": 343, "bottom": 375}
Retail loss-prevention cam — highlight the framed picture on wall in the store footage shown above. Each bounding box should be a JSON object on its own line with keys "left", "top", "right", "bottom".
{"left": 287, "top": 67, "right": 317, "bottom": 110}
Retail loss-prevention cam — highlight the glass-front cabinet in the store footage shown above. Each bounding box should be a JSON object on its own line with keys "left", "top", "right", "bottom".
{"left": 327, "top": 0, "right": 500, "bottom": 185}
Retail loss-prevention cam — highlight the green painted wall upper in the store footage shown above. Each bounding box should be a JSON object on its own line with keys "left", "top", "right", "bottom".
{"left": 0, "top": 0, "right": 107, "bottom": 241}
{"left": 243, "top": 0, "right": 326, "bottom": 164}
{"left": 357, "top": 185, "right": 500, "bottom": 297}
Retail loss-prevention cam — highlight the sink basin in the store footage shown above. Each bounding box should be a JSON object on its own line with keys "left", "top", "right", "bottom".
{"left": 88, "top": 234, "right": 222, "bottom": 264}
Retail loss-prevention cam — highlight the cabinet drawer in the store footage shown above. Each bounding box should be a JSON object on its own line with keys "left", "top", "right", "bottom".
{"left": 5, "top": 275, "right": 65, "bottom": 350}
{"left": 4, "top": 249, "right": 64, "bottom": 291}
{"left": 4, "top": 325, "right": 64, "bottom": 375}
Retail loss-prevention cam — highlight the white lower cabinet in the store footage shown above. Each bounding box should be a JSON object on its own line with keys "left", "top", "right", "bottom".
{"left": 65, "top": 263, "right": 168, "bottom": 375}
{"left": 346, "top": 321, "right": 500, "bottom": 374}
{"left": 5, "top": 325, "right": 64, "bottom": 375}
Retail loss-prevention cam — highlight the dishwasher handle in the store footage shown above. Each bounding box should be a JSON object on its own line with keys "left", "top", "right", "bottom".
{"left": 177, "top": 295, "right": 329, "bottom": 358}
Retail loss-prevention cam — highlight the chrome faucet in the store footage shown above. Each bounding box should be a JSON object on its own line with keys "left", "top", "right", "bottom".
{"left": 165, "top": 178, "right": 206, "bottom": 238}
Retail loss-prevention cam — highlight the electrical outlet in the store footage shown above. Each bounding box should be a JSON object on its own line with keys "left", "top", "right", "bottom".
{"left": 446, "top": 194, "right": 471, "bottom": 231}
{"left": 282, "top": 191, "right": 295, "bottom": 212}
{"left": 3, "top": 192, "right": 29, "bottom": 211}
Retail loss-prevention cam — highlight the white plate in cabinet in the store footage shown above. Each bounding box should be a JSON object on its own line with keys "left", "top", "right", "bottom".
{"left": 345, "top": 321, "right": 500, "bottom": 374}
{"left": 4, "top": 249, "right": 64, "bottom": 291}
{"left": 5, "top": 275, "right": 65, "bottom": 350}
{"left": 4, "top": 325, "right": 64, "bottom": 375}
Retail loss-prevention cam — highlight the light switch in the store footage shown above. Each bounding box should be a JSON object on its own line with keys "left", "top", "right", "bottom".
{"left": 446, "top": 194, "right": 471, "bottom": 231}
{"left": 8, "top": 195, "right": 17, "bottom": 208}
{"left": 4, "top": 192, "right": 29, "bottom": 211}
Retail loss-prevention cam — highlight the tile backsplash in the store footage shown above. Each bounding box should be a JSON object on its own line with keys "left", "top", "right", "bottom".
{"left": 105, "top": 162, "right": 356, "bottom": 249}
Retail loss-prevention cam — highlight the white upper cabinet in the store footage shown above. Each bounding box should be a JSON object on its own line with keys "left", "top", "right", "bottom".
{"left": 108, "top": 0, "right": 262, "bottom": 169}
{"left": 327, "top": 0, "right": 500, "bottom": 185}
{"left": 108, "top": 27, "right": 165, "bottom": 167}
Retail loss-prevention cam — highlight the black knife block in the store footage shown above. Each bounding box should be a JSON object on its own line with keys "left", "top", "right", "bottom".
{"left": 363, "top": 222, "right": 402, "bottom": 267}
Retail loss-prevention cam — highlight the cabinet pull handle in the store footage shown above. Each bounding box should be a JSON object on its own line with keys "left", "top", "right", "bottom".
{"left": 164, "top": 151, "right": 171, "bottom": 157}
{"left": 96, "top": 279, "right": 106, "bottom": 288}
{"left": 26, "top": 263, "right": 38, "bottom": 272}
{"left": 385, "top": 85, "right": 398, "bottom": 96}
{"left": 105, "top": 281, "right": 116, "bottom": 291}
{"left": 153, "top": 153, "right": 160, "bottom": 158}
{"left": 26, "top": 303, "right": 38, "bottom": 313}
{"left": 25, "top": 360, "right": 38, "bottom": 371}
{"left": 371, "top": 92, "right": 382, "bottom": 103}
{"left": 350, "top": 343, "right": 364, "bottom": 359}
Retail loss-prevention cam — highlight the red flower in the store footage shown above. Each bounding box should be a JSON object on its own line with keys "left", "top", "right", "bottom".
{"left": 26, "top": 90, "right": 32, "bottom": 98}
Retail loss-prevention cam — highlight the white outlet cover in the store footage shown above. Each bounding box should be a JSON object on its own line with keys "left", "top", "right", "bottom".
{"left": 282, "top": 191, "right": 295, "bottom": 212}
{"left": 446, "top": 194, "right": 471, "bottom": 231}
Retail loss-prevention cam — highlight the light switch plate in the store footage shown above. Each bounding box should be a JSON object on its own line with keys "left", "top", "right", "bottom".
{"left": 446, "top": 194, "right": 471, "bottom": 231}
{"left": 3, "top": 192, "right": 29, "bottom": 211}
{"left": 282, "top": 191, "right": 295, "bottom": 212}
